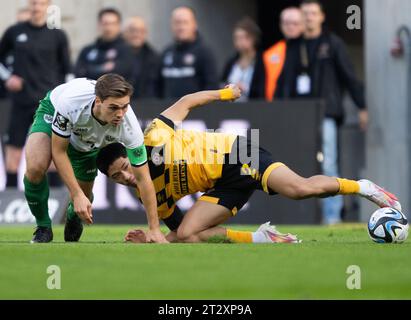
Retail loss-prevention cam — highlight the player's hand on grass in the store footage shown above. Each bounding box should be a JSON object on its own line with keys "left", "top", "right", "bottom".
{"left": 73, "top": 193, "right": 93, "bottom": 225}
{"left": 145, "top": 228, "right": 169, "bottom": 244}
{"left": 124, "top": 229, "right": 147, "bottom": 243}
{"left": 225, "top": 84, "right": 242, "bottom": 101}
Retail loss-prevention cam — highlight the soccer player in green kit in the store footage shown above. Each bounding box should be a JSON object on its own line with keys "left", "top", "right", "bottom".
{"left": 24, "top": 73, "right": 167, "bottom": 244}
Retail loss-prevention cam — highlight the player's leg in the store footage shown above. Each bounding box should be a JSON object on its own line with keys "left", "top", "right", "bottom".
{"left": 5, "top": 146, "right": 22, "bottom": 187}
{"left": 24, "top": 132, "right": 54, "bottom": 243}
{"left": 176, "top": 200, "right": 231, "bottom": 243}
{"left": 24, "top": 93, "right": 55, "bottom": 241}
{"left": 321, "top": 118, "right": 343, "bottom": 224}
{"left": 4, "top": 104, "right": 33, "bottom": 187}
{"left": 266, "top": 164, "right": 402, "bottom": 211}
{"left": 177, "top": 195, "right": 299, "bottom": 244}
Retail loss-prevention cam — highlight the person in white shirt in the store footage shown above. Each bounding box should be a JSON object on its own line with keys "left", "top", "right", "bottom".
{"left": 24, "top": 73, "right": 167, "bottom": 244}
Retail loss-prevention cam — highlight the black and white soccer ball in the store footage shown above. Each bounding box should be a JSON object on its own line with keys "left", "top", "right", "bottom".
{"left": 367, "top": 208, "right": 409, "bottom": 243}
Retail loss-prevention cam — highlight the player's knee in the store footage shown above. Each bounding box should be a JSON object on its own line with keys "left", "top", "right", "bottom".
{"left": 176, "top": 226, "right": 194, "bottom": 242}
{"left": 25, "top": 163, "right": 48, "bottom": 183}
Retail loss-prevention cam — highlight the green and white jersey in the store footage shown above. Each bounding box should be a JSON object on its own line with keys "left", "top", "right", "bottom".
{"left": 51, "top": 78, "right": 147, "bottom": 166}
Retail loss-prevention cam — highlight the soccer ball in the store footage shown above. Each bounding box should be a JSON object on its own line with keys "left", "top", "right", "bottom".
{"left": 367, "top": 208, "right": 409, "bottom": 243}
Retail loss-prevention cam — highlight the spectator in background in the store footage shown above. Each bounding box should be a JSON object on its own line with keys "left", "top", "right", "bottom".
{"left": 221, "top": 17, "right": 265, "bottom": 101}
{"left": 75, "top": 8, "right": 134, "bottom": 81}
{"left": 263, "top": 7, "right": 304, "bottom": 101}
{"left": 158, "top": 6, "right": 218, "bottom": 98}
{"left": 0, "top": 0, "right": 71, "bottom": 188}
{"left": 275, "top": 0, "right": 367, "bottom": 224}
{"left": 123, "top": 16, "right": 160, "bottom": 99}
{"left": 0, "top": 7, "right": 31, "bottom": 99}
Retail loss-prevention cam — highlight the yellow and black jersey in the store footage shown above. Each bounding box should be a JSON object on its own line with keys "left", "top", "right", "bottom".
{"left": 139, "top": 114, "right": 284, "bottom": 225}
{"left": 142, "top": 115, "right": 238, "bottom": 220}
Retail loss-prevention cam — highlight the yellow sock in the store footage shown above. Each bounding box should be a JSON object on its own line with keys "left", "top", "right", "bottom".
{"left": 226, "top": 229, "right": 253, "bottom": 243}
{"left": 337, "top": 178, "right": 360, "bottom": 195}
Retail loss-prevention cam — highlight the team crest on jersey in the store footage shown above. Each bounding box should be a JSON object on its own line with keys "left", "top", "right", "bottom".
{"left": 16, "top": 33, "right": 28, "bottom": 43}
{"left": 152, "top": 152, "right": 163, "bottom": 166}
{"left": 105, "top": 135, "right": 115, "bottom": 142}
{"left": 183, "top": 53, "right": 195, "bottom": 65}
{"left": 43, "top": 114, "right": 53, "bottom": 124}
{"left": 318, "top": 43, "right": 330, "bottom": 59}
{"left": 87, "top": 49, "right": 98, "bottom": 61}
{"left": 53, "top": 112, "right": 69, "bottom": 131}
{"left": 106, "top": 49, "right": 118, "bottom": 60}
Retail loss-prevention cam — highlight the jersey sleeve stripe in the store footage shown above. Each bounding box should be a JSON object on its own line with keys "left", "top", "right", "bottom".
{"left": 51, "top": 129, "right": 71, "bottom": 138}
{"left": 157, "top": 115, "right": 175, "bottom": 129}
{"left": 131, "top": 160, "right": 148, "bottom": 168}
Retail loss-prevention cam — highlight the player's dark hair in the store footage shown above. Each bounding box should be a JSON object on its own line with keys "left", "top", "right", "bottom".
{"left": 300, "top": 0, "right": 324, "bottom": 12}
{"left": 95, "top": 73, "right": 134, "bottom": 101}
{"left": 98, "top": 7, "right": 122, "bottom": 22}
{"left": 96, "top": 143, "right": 127, "bottom": 176}
{"left": 234, "top": 17, "right": 262, "bottom": 48}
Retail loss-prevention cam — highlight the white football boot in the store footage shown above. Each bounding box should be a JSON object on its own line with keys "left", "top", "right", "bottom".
{"left": 256, "top": 222, "right": 301, "bottom": 243}
{"left": 358, "top": 179, "right": 402, "bottom": 212}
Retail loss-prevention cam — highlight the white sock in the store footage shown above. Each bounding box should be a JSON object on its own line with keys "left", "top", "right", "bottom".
{"left": 252, "top": 231, "right": 268, "bottom": 243}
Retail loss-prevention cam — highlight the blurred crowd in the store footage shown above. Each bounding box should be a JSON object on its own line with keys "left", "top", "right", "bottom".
{"left": 0, "top": 0, "right": 366, "bottom": 224}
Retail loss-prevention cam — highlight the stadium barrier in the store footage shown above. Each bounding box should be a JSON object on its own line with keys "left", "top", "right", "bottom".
{"left": 0, "top": 98, "right": 326, "bottom": 225}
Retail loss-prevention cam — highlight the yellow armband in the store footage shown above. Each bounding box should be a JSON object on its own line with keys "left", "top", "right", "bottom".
{"left": 219, "top": 88, "right": 235, "bottom": 101}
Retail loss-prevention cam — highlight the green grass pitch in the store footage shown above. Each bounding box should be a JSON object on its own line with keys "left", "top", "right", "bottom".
{"left": 0, "top": 224, "right": 410, "bottom": 299}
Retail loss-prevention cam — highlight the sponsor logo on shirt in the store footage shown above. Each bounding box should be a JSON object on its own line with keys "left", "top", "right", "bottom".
{"left": 53, "top": 112, "right": 69, "bottom": 131}
{"left": 16, "top": 33, "right": 28, "bottom": 43}
{"left": 105, "top": 135, "right": 115, "bottom": 142}
{"left": 183, "top": 53, "right": 195, "bottom": 65}
{"left": 162, "top": 67, "right": 196, "bottom": 78}
{"left": 73, "top": 127, "right": 88, "bottom": 136}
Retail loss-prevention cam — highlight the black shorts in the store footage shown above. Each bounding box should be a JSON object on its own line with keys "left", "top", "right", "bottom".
{"left": 199, "top": 136, "right": 285, "bottom": 215}
{"left": 162, "top": 206, "right": 184, "bottom": 231}
{"left": 4, "top": 101, "right": 37, "bottom": 147}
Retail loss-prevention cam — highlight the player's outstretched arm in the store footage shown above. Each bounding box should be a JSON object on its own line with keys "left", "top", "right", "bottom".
{"left": 160, "top": 84, "right": 242, "bottom": 123}
{"left": 51, "top": 134, "right": 93, "bottom": 224}
{"left": 131, "top": 163, "right": 169, "bottom": 243}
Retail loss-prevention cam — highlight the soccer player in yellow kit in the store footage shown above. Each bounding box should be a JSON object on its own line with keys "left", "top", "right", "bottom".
{"left": 96, "top": 85, "right": 401, "bottom": 244}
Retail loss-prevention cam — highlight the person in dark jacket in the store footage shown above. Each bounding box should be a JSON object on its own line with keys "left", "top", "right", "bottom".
{"left": 221, "top": 17, "right": 265, "bottom": 101}
{"left": 0, "top": 0, "right": 71, "bottom": 188}
{"left": 275, "top": 0, "right": 367, "bottom": 224}
{"left": 75, "top": 8, "right": 134, "bottom": 82}
{"left": 158, "top": 6, "right": 218, "bottom": 98}
{"left": 123, "top": 16, "right": 160, "bottom": 99}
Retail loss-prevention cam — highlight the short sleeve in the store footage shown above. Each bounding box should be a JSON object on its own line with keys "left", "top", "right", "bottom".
{"left": 121, "top": 106, "right": 145, "bottom": 149}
